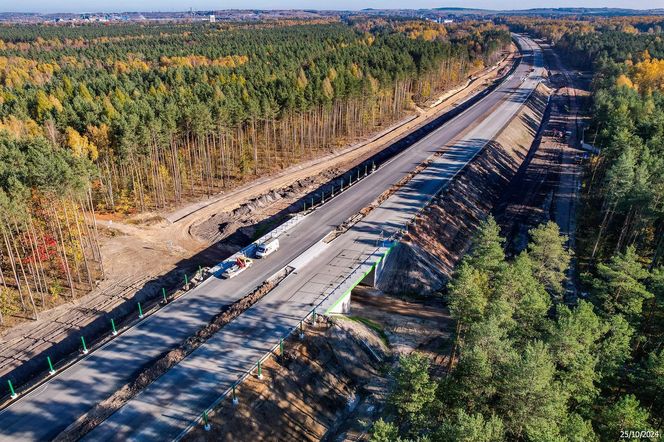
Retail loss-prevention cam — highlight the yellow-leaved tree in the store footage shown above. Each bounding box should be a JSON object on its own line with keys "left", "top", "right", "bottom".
{"left": 64, "top": 127, "right": 98, "bottom": 160}
{"left": 615, "top": 74, "right": 635, "bottom": 90}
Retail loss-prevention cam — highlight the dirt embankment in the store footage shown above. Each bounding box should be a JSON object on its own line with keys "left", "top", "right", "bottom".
{"left": 191, "top": 169, "right": 342, "bottom": 251}
{"left": 183, "top": 319, "right": 380, "bottom": 442}
{"left": 0, "top": 47, "right": 517, "bottom": 409}
{"left": 181, "top": 66, "right": 555, "bottom": 442}
{"left": 183, "top": 289, "right": 452, "bottom": 442}
{"left": 378, "top": 83, "right": 552, "bottom": 296}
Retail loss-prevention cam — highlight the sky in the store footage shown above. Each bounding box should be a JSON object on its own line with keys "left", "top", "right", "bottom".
{"left": 1, "top": 0, "right": 661, "bottom": 13}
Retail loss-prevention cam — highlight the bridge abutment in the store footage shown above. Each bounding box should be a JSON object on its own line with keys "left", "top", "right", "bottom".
{"left": 326, "top": 242, "right": 394, "bottom": 315}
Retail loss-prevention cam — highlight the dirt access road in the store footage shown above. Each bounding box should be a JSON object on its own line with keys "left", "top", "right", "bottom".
{"left": 0, "top": 47, "right": 516, "bottom": 392}
{"left": 98, "top": 47, "right": 518, "bottom": 283}
{"left": 493, "top": 38, "right": 588, "bottom": 301}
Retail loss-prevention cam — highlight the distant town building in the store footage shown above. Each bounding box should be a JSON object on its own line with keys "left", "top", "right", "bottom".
{"left": 209, "top": 14, "right": 215, "bottom": 22}
{"left": 443, "top": 19, "right": 454, "bottom": 24}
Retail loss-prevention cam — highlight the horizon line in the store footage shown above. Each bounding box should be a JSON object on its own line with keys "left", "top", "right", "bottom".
{"left": 2, "top": 6, "right": 663, "bottom": 15}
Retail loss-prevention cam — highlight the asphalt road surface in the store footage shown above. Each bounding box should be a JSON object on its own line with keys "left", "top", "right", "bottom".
{"left": 0, "top": 34, "right": 542, "bottom": 442}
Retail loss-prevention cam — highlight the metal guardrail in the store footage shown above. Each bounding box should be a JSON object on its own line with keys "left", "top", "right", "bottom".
{"left": 1, "top": 136, "right": 437, "bottom": 417}
{"left": 174, "top": 116, "right": 485, "bottom": 438}
{"left": 174, "top": 227, "right": 407, "bottom": 439}
{"left": 208, "top": 160, "right": 380, "bottom": 278}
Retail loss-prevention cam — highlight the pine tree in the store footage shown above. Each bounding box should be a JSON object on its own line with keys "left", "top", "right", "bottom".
{"left": 591, "top": 245, "right": 653, "bottom": 323}
{"left": 389, "top": 353, "right": 438, "bottom": 430}
{"left": 527, "top": 221, "right": 571, "bottom": 298}
{"left": 435, "top": 409, "right": 505, "bottom": 442}
{"left": 549, "top": 301, "right": 604, "bottom": 409}
{"left": 467, "top": 216, "right": 506, "bottom": 279}
{"left": 495, "top": 253, "right": 550, "bottom": 342}
{"left": 497, "top": 341, "right": 568, "bottom": 440}
{"left": 370, "top": 419, "right": 399, "bottom": 442}
{"left": 600, "top": 395, "right": 652, "bottom": 441}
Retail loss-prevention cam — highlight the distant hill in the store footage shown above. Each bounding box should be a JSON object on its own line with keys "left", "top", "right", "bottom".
{"left": 432, "top": 7, "right": 664, "bottom": 16}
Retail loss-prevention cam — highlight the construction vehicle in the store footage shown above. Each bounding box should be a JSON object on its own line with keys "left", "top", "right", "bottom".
{"left": 221, "top": 255, "right": 253, "bottom": 279}
{"left": 255, "top": 237, "right": 280, "bottom": 258}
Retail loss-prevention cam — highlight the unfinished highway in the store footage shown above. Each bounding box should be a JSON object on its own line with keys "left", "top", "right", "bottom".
{"left": 0, "top": 34, "right": 543, "bottom": 441}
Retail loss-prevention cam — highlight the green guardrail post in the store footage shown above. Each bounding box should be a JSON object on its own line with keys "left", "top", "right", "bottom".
{"left": 341, "top": 178, "right": 344, "bottom": 191}
{"left": 349, "top": 173, "right": 353, "bottom": 185}
{"left": 184, "top": 274, "right": 189, "bottom": 286}
{"left": 280, "top": 338, "right": 284, "bottom": 362}
{"left": 198, "top": 265, "right": 202, "bottom": 276}
{"left": 232, "top": 384, "right": 239, "bottom": 405}
{"left": 313, "top": 309, "right": 317, "bottom": 324}
{"left": 162, "top": 287, "right": 168, "bottom": 304}
{"left": 47, "top": 356, "right": 56, "bottom": 375}
{"left": 365, "top": 164, "right": 368, "bottom": 176}
{"left": 372, "top": 160, "right": 376, "bottom": 171}
{"left": 311, "top": 197, "right": 314, "bottom": 208}
{"left": 331, "top": 187, "right": 335, "bottom": 197}
{"left": 138, "top": 302, "right": 144, "bottom": 319}
{"left": 299, "top": 321, "right": 304, "bottom": 340}
{"left": 7, "top": 380, "right": 17, "bottom": 399}
{"left": 303, "top": 200, "right": 306, "bottom": 211}
{"left": 321, "top": 192, "right": 325, "bottom": 204}
{"left": 203, "top": 410, "right": 211, "bottom": 431}
{"left": 81, "top": 336, "right": 88, "bottom": 354}
{"left": 257, "top": 360, "right": 263, "bottom": 379}
{"left": 111, "top": 318, "right": 118, "bottom": 336}
{"left": 357, "top": 169, "right": 360, "bottom": 181}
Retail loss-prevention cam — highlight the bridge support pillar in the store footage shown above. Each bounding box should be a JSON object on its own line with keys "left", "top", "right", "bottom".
{"left": 327, "top": 292, "right": 352, "bottom": 315}
{"left": 359, "top": 243, "right": 391, "bottom": 288}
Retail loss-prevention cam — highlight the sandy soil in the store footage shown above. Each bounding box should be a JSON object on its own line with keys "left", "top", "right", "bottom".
{"left": 344, "top": 287, "right": 453, "bottom": 359}
{"left": 140, "top": 45, "right": 591, "bottom": 442}
{"left": 173, "top": 74, "right": 555, "bottom": 440}
{"left": 183, "top": 319, "right": 380, "bottom": 442}
{"left": 494, "top": 41, "right": 588, "bottom": 258}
